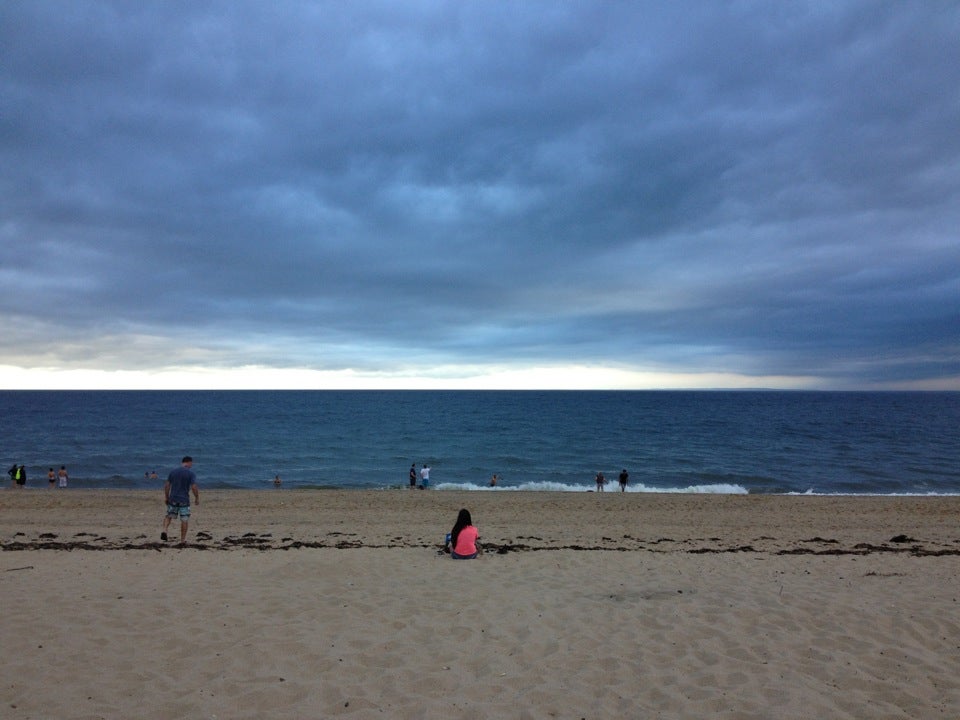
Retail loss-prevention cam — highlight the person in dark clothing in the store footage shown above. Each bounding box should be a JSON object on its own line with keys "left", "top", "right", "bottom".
{"left": 162, "top": 456, "right": 199, "bottom": 543}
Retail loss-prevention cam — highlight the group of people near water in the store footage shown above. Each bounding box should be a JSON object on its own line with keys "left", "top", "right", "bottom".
{"left": 594, "top": 468, "right": 630, "bottom": 492}
{"left": 409, "top": 466, "right": 632, "bottom": 491}
{"left": 409, "top": 462, "right": 432, "bottom": 489}
{"left": 7, "top": 463, "right": 69, "bottom": 488}
{"left": 5, "top": 454, "right": 620, "bottom": 557}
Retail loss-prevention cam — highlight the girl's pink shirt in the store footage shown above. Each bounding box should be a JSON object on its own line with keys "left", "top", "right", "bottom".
{"left": 453, "top": 525, "right": 479, "bottom": 555}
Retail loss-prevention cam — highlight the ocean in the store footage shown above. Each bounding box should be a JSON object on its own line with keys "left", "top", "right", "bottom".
{"left": 1, "top": 391, "right": 958, "bottom": 495}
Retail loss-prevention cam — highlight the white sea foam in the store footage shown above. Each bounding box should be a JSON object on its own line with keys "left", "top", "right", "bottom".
{"left": 433, "top": 482, "right": 960, "bottom": 496}
{"left": 433, "top": 481, "right": 750, "bottom": 494}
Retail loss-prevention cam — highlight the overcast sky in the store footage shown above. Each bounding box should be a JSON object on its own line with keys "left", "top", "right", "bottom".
{"left": 1, "top": 1, "right": 958, "bottom": 389}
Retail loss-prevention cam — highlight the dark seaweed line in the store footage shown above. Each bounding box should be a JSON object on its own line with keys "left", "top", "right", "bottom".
{"left": 3, "top": 540, "right": 960, "bottom": 556}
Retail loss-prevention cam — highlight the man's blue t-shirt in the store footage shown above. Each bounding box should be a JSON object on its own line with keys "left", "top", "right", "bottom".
{"left": 167, "top": 466, "right": 196, "bottom": 505}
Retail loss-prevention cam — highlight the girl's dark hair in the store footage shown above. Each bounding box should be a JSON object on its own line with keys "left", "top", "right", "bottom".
{"left": 450, "top": 508, "right": 473, "bottom": 548}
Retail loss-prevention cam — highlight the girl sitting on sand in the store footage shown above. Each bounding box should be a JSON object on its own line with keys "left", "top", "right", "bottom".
{"left": 449, "top": 508, "right": 480, "bottom": 559}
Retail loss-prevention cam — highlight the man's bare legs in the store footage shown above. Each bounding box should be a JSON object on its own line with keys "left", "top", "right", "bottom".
{"left": 160, "top": 515, "right": 188, "bottom": 542}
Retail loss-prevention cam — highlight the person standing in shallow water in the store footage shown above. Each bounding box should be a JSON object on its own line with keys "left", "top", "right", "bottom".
{"left": 595, "top": 471, "right": 605, "bottom": 491}
{"left": 162, "top": 456, "right": 199, "bottom": 543}
{"left": 618, "top": 468, "right": 629, "bottom": 492}
{"left": 409, "top": 463, "right": 417, "bottom": 489}
{"left": 58, "top": 466, "right": 69, "bottom": 488}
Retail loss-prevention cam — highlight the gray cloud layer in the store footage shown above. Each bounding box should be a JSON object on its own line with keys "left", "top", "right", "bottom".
{"left": 2, "top": 1, "right": 958, "bottom": 387}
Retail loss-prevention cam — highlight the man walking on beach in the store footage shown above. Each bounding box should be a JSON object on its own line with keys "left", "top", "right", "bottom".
{"left": 162, "top": 456, "right": 199, "bottom": 543}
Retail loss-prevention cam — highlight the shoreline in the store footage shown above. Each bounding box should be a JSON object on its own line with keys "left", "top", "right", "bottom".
{"left": 3, "top": 489, "right": 959, "bottom": 555}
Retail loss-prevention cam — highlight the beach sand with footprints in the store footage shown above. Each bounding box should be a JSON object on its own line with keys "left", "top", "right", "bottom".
{"left": 3, "top": 490, "right": 959, "bottom": 718}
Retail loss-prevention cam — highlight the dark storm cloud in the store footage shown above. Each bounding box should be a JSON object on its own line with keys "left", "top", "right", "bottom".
{"left": 1, "top": 1, "right": 958, "bottom": 386}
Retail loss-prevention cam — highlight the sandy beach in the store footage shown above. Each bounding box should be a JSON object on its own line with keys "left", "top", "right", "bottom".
{"left": 2, "top": 490, "right": 959, "bottom": 719}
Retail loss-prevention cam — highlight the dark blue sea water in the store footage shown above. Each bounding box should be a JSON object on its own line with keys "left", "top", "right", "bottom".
{"left": 1, "top": 391, "right": 958, "bottom": 495}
